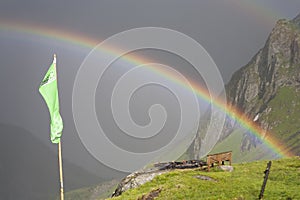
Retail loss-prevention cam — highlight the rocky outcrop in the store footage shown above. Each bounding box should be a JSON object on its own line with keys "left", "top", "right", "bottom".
{"left": 111, "top": 170, "right": 167, "bottom": 197}
{"left": 112, "top": 160, "right": 207, "bottom": 197}
{"left": 137, "top": 188, "right": 162, "bottom": 200}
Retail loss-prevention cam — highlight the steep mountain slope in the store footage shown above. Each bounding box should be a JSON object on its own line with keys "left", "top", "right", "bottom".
{"left": 189, "top": 14, "right": 300, "bottom": 161}
{"left": 0, "top": 123, "right": 103, "bottom": 200}
{"left": 225, "top": 15, "right": 300, "bottom": 157}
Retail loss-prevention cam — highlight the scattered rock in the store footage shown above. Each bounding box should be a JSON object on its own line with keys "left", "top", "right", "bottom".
{"left": 137, "top": 188, "right": 162, "bottom": 200}
{"left": 219, "top": 165, "right": 234, "bottom": 172}
{"left": 194, "top": 175, "right": 216, "bottom": 182}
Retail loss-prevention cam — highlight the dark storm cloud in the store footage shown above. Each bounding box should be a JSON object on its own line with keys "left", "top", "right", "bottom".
{"left": 1, "top": 0, "right": 300, "bottom": 81}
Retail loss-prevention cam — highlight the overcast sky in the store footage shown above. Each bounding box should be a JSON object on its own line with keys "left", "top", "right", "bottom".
{"left": 1, "top": 0, "right": 300, "bottom": 180}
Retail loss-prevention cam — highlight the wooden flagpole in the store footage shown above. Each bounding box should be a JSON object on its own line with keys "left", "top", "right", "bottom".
{"left": 58, "top": 140, "right": 64, "bottom": 200}
{"left": 53, "top": 54, "right": 64, "bottom": 199}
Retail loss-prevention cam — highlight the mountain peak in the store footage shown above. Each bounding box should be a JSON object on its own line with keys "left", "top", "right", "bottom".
{"left": 292, "top": 12, "right": 300, "bottom": 27}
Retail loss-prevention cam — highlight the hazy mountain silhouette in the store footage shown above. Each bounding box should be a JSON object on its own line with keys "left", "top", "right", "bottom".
{"left": 0, "top": 123, "right": 103, "bottom": 200}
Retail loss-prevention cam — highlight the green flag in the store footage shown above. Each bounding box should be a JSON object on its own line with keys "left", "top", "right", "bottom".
{"left": 39, "top": 55, "right": 63, "bottom": 143}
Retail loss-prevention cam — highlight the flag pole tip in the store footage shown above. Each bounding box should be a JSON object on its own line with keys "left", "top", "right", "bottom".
{"left": 53, "top": 54, "right": 57, "bottom": 64}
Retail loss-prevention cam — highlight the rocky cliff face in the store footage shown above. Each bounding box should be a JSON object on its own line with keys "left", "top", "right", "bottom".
{"left": 190, "top": 14, "right": 300, "bottom": 160}
{"left": 225, "top": 15, "right": 300, "bottom": 155}
{"left": 227, "top": 18, "right": 300, "bottom": 114}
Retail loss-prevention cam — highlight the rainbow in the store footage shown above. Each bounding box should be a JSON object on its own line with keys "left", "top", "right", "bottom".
{"left": 0, "top": 17, "right": 295, "bottom": 158}
{"left": 0, "top": 19, "right": 99, "bottom": 50}
{"left": 165, "top": 77, "right": 294, "bottom": 157}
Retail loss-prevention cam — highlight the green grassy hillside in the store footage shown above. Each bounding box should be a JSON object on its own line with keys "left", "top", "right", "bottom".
{"left": 108, "top": 157, "right": 300, "bottom": 200}
{"left": 207, "top": 86, "right": 300, "bottom": 164}
{"left": 261, "top": 86, "right": 300, "bottom": 154}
